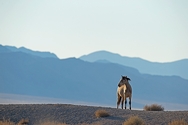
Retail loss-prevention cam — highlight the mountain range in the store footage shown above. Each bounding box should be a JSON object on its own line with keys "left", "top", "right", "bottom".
{"left": 80, "top": 51, "right": 188, "bottom": 80}
{"left": 0, "top": 44, "right": 58, "bottom": 58}
{"left": 0, "top": 44, "right": 188, "bottom": 110}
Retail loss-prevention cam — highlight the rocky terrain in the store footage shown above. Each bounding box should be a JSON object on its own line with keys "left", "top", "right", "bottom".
{"left": 0, "top": 104, "right": 188, "bottom": 125}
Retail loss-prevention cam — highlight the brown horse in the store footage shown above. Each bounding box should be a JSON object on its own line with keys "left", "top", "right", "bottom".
{"left": 117, "top": 76, "right": 132, "bottom": 110}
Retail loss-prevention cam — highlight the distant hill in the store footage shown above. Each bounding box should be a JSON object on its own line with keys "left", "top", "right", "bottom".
{"left": 0, "top": 44, "right": 58, "bottom": 58}
{"left": 80, "top": 50, "right": 188, "bottom": 79}
{"left": 0, "top": 46, "right": 188, "bottom": 109}
{"left": 0, "top": 44, "right": 11, "bottom": 53}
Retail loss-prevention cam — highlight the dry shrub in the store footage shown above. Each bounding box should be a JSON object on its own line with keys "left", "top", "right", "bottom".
{"left": 144, "top": 104, "right": 164, "bottom": 111}
{"left": 123, "top": 116, "right": 146, "bottom": 125}
{"left": 76, "top": 123, "right": 102, "bottom": 125}
{"left": 35, "top": 121, "right": 67, "bottom": 125}
{"left": 168, "top": 119, "right": 188, "bottom": 125}
{"left": 0, "top": 118, "right": 29, "bottom": 125}
{"left": 17, "top": 119, "right": 29, "bottom": 125}
{"left": 95, "top": 109, "right": 110, "bottom": 118}
{"left": 0, "top": 119, "right": 15, "bottom": 125}
{"left": 0, "top": 119, "right": 67, "bottom": 125}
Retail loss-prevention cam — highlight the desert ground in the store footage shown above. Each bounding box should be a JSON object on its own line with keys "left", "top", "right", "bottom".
{"left": 0, "top": 104, "right": 188, "bottom": 125}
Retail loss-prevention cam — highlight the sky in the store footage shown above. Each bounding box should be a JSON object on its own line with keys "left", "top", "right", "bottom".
{"left": 0, "top": 0, "right": 188, "bottom": 62}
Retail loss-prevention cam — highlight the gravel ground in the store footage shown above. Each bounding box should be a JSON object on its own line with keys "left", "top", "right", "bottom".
{"left": 0, "top": 104, "right": 188, "bottom": 125}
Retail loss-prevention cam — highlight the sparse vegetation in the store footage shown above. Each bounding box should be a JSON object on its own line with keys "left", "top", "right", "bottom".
{"left": 0, "top": 120, "right": 101, "bottom": 125}
{"left": 0, "top": 119, "right": 15, "bottom": 125}
{"left": 123, "top": 116, "right": 146, "bottom": 125}
{"left": 17, "top": 119, "right": 29, "bottom": 125}
{"left": 168, "top": 119, "right": 188, "bottom": 125}
{"left": 0, "top": 120, "right": 67, "bottom": 125}
{"left": 95, "top": 109, "right": 110, "bottom": 118}
{"left": 0, "top": 119, "right": 29, "bottom": 125}
{"left": 35, "top": 121, "right": 67, "bottom": 125}
{"left": 144, "top": 104, "right": 164, "bottom": 111}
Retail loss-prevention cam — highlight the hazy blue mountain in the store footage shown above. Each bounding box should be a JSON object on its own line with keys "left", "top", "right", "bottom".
{"left": 80, "top": 50, "right": 188, "bottom": 79}
{"left": 1, "top": 48, "right": 188, "bottom": 109}
{"left": 0, "top": 44, "right": 11, "bottom": 53}
{"left": 2, "top": 44, "right": 58, "bottom": 58}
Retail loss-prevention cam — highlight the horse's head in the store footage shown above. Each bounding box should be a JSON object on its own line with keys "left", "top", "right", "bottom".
{"left": 118, "top": 75, "right": 131, "bottom": 87}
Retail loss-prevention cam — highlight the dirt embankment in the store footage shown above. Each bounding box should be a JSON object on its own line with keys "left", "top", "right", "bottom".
{"left": 0, "top": 104, "right": 188, "bottom": 125}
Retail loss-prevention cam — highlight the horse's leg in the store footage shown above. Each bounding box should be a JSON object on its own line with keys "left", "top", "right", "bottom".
{"left": 117, "top": 94, "right": 121, "bottom": 109}
{"left": 129, "top": 97, "right": 131, "bottom": 110}
{"left": 121, "top": 98, "right": 124, "bottom": 109}
{"left": 125, "top": 98, "right": 127, "bottom": 109}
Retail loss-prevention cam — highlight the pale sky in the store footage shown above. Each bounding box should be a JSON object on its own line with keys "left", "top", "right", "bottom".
{"left": 0, "top": 0, "right": 188, "bottom": 62}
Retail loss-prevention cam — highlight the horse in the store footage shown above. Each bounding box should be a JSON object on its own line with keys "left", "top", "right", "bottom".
{"left": 117, "top": 76, "right": 132, "bottom": 110}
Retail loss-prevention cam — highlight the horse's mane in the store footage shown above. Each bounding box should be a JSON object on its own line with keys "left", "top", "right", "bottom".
{"left": 122, "top": 76, "right": 131, "bottom": 81}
